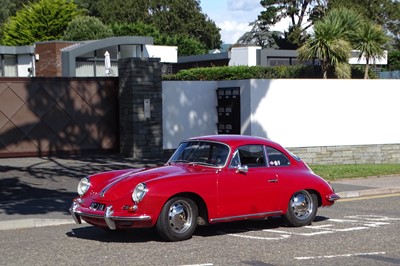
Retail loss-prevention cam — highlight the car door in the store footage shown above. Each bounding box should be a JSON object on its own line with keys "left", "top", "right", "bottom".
{"left": 216, "top": 145, "right": 281, "bottom": 219}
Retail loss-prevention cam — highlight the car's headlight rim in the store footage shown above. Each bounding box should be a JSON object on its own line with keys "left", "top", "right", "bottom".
{"left": 132, "top": 183, "right": 148, "bottom": 203}
{"left": 77, "top": 177, "right": 90, "bottom": 196}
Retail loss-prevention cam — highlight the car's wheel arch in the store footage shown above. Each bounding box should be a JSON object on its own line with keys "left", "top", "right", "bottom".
{"left": 160, "top": 192, "right": 209, "bottom": 226}
{"left": 305, "top": 189, "right": 322, "bottom": 207}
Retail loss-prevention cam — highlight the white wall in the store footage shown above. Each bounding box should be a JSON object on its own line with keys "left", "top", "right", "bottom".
{"left": 17, "top": 54, "right": 33, "bottom": 77}
{"left": 229, "top": 47, "right": 261, "bottom": 66}
{"left": 162, "top": 81, "right": 218, "bottom": 149}
{"left": 248, "top": 79, "right": 400, "bottom": 147}
{"left": 144, "top": 45, "right": 178, "bottom": 63}
{"left": 162, "top": 79, "right": 400, "bottom": 149}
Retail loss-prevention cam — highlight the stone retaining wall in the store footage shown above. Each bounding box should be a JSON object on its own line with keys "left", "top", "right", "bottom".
{"left": 288, "top": 144, "right": 400, "bottom": 165}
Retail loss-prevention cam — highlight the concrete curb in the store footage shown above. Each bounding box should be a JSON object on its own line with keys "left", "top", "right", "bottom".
{"left": 337, "top": 187, "right": 400, "bottom": 199}
{"left": 0, "top": 219, "right": 75, "bottom": 231}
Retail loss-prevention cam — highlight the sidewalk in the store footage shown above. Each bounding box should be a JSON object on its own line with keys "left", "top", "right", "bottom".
{"left": 331, "top": 175, "right": 400, "bottom": 198}
{"left": 0, "top": 155, "right": 399, "bottom": 230}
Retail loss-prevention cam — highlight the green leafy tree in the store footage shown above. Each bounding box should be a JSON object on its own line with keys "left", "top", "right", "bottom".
{"left": 298, "top": 8, "right": 358, "bottom": 79}
{"left": 0, "top": 0, "right": 29, "bottom": 24}
{"left": 76, "top": 0, "right": 221, "bottom": 51}
{"left": 386, "top": 51, "right": 400, "bottom": 71}
{"left": 94, "top": 0, "right": 148, "bottom": 24}
{"left": 111, "top": 22, "right": 207, "bottom": 56}
{"left": 110, "top": 22, "right": 162, "bottom": 40}
{"left": 352, "top": 21, "right": 389, "bottom": 79}
{"left": 236, "top": 21, "right": 279, "bottom": 48}
{"left": 1, "top": 0, "right": 83, "bottom": 45}
{"left": 148, "top": 0, "right": 221, "bottom": 50}
{"left": 63, "top": 16, "right": 113, "bottom": 41}
{"left": 160, "top": 34, "right": 207, "bottom": 56}
{"left": 258, "top": 0, "right": 328, "bottom": 47}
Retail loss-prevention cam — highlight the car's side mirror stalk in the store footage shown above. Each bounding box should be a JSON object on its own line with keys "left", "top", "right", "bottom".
{"left": 236, "top": 165, "right": 248, "bottom": 174}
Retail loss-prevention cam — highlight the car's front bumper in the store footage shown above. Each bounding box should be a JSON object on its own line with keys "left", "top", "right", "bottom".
{"left": 70, "top": 200, "right": 152, "bottom": 230}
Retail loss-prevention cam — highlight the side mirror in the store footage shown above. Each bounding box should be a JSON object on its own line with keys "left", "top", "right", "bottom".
{"left": 236, "top": 165, "right": 248, "bottom": 174}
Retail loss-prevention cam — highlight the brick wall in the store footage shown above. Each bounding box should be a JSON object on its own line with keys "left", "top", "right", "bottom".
{"left": 35, "top": 42, "right": 76, "bottom": 77}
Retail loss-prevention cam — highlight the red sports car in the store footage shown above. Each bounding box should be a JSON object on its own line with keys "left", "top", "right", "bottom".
{"left": 70, "top": 135, "right": 339, "bottom": 241}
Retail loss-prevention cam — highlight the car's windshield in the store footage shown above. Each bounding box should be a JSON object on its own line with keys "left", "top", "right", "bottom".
{"left": 168, "top": 141, "right": 230, "bottom": 167}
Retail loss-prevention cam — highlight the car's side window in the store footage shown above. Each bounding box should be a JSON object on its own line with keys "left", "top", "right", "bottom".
{"left": 230, "top": 145, "right": 266, "bottom": 168}
{"left": 266, "top": 146, "right": 290, "bottom": 166}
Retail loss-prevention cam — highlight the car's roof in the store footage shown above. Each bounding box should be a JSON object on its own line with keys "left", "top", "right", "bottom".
{"left": 189, "top": 134, "right": 282, "bottom": 149}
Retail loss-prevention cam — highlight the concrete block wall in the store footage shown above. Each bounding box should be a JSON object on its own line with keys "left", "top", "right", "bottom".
{"left": 119, "top": 58, "right": 163, "bottom": 159}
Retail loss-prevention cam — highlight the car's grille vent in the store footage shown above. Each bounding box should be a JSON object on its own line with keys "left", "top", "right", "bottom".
{"left": 90, "top": 202, "right": 106, "bottom": 211}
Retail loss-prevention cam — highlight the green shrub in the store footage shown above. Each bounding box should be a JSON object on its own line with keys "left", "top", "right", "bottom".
{"left": 163, "top": 64, "right": 377, "bottom": 80}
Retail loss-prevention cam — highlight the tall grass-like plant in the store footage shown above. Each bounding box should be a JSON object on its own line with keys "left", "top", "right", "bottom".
{"left": 298, "top": 8, "right": 362, "bottom": 79}
{"left": 352, "top": 21, "right": 388, "bottom": 79}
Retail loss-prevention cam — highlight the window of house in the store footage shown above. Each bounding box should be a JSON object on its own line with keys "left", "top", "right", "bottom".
{"left": 4, "top": 55, "right": 17, "bottom": 77}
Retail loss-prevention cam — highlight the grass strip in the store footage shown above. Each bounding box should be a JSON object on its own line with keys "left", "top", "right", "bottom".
{"left": 310, "top": 164, "right": 400, "bottom": 181}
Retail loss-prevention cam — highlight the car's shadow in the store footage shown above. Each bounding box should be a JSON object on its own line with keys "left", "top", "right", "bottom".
{"left": 66, "top": 215, "right": 330, "bottom": 243}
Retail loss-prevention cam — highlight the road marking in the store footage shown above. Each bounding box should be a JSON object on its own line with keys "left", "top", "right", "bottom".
{"left": 181, "top": 264, "right": 213, "bottom": 266}
{"left": 263, "top": 229, "right": 334, "bottom": 236}
{"left": 227, "top": 233, "right": 291, "bottom": 240}
{"left": 225, "top": 215, "right": 399, "bottom": 241}
{"left": 295, "top": 251, "right": 386, "bottom": 260}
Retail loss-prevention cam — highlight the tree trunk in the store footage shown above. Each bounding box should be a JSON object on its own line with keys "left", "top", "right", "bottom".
{"left": 364, "top": 58, "right": 370, "bottom": 79}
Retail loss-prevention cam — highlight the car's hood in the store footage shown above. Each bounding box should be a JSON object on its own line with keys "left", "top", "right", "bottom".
{"left": 92, "top": 164, "right": 214, "bottom": 201}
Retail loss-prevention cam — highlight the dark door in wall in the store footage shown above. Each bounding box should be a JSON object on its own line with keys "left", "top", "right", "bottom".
{"left": 0, "top": 77, "right": 119, "bottom": 158}
{"left": 217, "top": 87, "right": 241, "bottom": 134}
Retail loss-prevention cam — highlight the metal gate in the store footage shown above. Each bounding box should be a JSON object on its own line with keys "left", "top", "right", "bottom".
{"left": 0, "top": 77, "right": 119, "bottom": 158}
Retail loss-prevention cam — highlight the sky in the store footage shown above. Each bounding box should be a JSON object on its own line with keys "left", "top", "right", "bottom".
{"left": 199, "top": 0, "right": 290, "bottom": 44}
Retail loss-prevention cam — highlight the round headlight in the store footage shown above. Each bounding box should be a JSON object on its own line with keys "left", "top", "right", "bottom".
{"left": 132, "top": 183, "right": 148, "bottom": 203}
{"left": 77, "top": 177, "right": 90, "bottom": 196}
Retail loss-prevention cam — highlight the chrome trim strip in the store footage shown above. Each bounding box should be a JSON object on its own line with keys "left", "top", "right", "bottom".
{"left": 73, "top": 210, "right": 152, "bottom": 221}
{"left": 327, "top": 194, "right": 341, "bottom": 202}
{"left": 210, "top": 211, "right": 282, "bottom": 223}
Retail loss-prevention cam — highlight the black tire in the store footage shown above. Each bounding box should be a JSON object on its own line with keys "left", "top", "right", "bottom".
{"left": 284, "top": 190, "right": 318, "bottom": 227}
{"left": 156, "top": 197, "right": 198, "bottom": 241}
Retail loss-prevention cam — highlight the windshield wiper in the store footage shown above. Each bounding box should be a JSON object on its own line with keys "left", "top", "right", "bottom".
{"left": 189, "top": 161, "right": 214, "bottom": 166}
{"left": 170, "top": 159, "right": 190, "bottom": 164}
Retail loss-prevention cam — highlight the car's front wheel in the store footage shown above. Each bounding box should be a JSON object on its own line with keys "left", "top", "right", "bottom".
{"left": 156, "top": 197, "right": 198, "bottom": 241}
{"left": 284, "top": 190, "right": 317, "bottom": 227}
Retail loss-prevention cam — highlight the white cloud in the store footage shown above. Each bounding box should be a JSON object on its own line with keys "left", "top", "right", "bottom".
{"left": 219, "top": 20, "right": 252, "bottom": 44}
{"left": 227, "top": 0, "right": 263, "bottom": 12}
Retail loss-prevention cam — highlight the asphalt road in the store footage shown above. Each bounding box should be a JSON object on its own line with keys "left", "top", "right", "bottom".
{"left": 1, "top": 155, "right": 400, "bottom": 265}
{"left": 1, "top": 194, "right": 400, "bottom": 266}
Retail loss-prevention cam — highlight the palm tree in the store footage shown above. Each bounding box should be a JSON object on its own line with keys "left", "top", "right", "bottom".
{"left": 298, "top": 9, "right": 354, "bottom": 79}
{"left": 351, "top": 21, "right": 388, "bottom": 79}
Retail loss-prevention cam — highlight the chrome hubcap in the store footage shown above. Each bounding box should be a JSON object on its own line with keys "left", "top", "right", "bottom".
{"left": 291, "top": 192, "right": 313, "bottom": 220}
{"left": 168, "top": 201, "right": 192, "bottom": 233}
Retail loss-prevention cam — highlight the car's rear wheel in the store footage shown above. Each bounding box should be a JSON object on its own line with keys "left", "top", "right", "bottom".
{"left": 284, "top": 190, "right": 317, "bottom": 227}
{"left": 156, "top": 197, "right": 198, "bottom": 241}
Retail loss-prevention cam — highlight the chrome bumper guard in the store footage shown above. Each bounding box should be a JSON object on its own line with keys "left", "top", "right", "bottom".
{"left": 326, "top": 193, "right": 341, "bottom": 202}
{"left": 69, "top": 201, "right": 151, "bottom": 230}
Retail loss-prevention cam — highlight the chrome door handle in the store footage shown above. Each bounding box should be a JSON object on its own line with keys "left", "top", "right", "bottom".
{"left": 268, "top": 179, "right": 279, "bottom": 183}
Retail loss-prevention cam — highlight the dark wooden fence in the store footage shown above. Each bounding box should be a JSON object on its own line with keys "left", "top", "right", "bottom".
{"left": 0, "top": 77, "right": 119, "bottom": 158}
